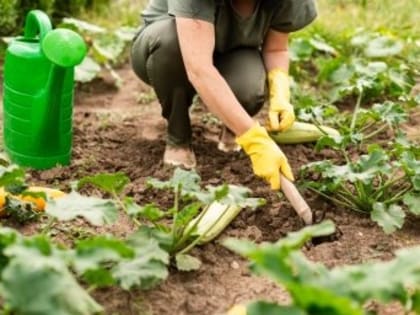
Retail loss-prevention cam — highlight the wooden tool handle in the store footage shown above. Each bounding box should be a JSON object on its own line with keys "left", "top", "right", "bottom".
{"left": 280, "top": 175, "right": 313, "bottom": 225}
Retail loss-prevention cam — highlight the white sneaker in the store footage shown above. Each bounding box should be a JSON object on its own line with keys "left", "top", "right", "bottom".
{"left": 163, "top": 144, "right": 197, "bottom": 169}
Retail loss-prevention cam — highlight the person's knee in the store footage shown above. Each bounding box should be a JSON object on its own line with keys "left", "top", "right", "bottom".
{"left": 149, "top": 19, "right": 182, "bottom": 67}
{"left": 132, "top": 19, "right": 183, "bottom": 81}
{"left": 216, "top": 49, "right": 267, "bottom": 116}
{"left": 236, "top": 87, "right": 266, "bottom": 116}
{"left": 228, "top": 72, "right": 267, "bottom": 116}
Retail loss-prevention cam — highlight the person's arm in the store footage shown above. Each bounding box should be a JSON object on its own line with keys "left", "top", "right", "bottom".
{"left": 175, "top": 17, "right": 254, "bottom": 136}
{"left": 262, "top": 29, "right": 295, "bottom": 132}
{"left": 262, "top": 29, "right": 289, "bottom": 72}
{"left": 176, "top": 18, "right": 294, "bottom": 189}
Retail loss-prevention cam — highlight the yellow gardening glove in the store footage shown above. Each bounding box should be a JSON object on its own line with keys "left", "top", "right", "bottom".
{"left": 267, "top": 68, "right": 295, "bottom": 132}
{"left": 236, "top": 123, "right": 294, "bottom": 190}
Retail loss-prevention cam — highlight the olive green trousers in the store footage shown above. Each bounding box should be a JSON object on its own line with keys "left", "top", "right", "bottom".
{"left": 131, "top": 18, "right": 267, "bottom": 145}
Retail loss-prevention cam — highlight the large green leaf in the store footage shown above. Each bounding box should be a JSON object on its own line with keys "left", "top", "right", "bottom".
{"left": 278, "top": 221, "right": 336, "bottom": 248}
{"left": 46, "top": 191, "right": 118, "bottom": 226}
{"left": 225, "top": 221, "right": 335, "bottom": 258}
{"left": 129, "top": 226, "right": 173, "bottom": 252}
{"left": 1, "top": 239, "right": 102, "bottom": 315}
{"left": 400, "top": 152, "right": 420, "bottom": 177}
{"left": 112, "top": 237, "right": 169, "bottom": 290}
{"left": 247, "top": 301, "right": 305, "bottom": 315}
{"left": 61, "top": 17, "right": 106, "bottom": 34}
{"left": 72, "top": 236, "right": 134, "bottom": 288}
{"left": 75, "top": 56, "right": 101, "bottom": 83}
{"left": 325, "top": 164, "right": 363, "bottom": 183}
{"left": 309, "top": 37, "right": 337, "bottom": 56}
{"left": 0, "top": 228, "right": 20, "bottom": 272}
{"left": 193, "top": 184, "right": 265, "bottom": 209}
{"left": 124, "top": 199, "right": 165, "bottom": 222}
{"left": 0, "top": 164, "right": 25, "bottom": 187}
{"left": 215, "top": 185, "right": 265, "bottom": 209}
{"left": 371, "top": 102, "right": 408, "bottom": 126}
{"left": 314, "top": 246, "right": 420, "bottom": 306}
{"left": 413, "top": 175, "right": 420, "bottom": 191}
{"left": 114, "top": 26, "right": 137, "bottom": 42}
{"left": 400, "top": 153, "right": 420, "bottom": 191}
{"left": 146, "top": 168, "right": 201, "bottom": 196}
{"left": 355, "top": 61, "right": 388, "bottom": 78}
{"left": 288, "top": 284, "right": 364, "bottom": 315}
{"left": 225, "top": 222, "right": 420, "bottom": 313}
{"left": 371, "top": 203, "right": 405, "bottom": 234}
{"left": 224, "top": 221, "right": 335, "bottom": 285}
{"left": 289, "top": 38, "right": 314, "bottom": 61}
{"left": 364, "top": 36, "right": 404, "bottom": 58}
{"left": 78, "top": 172, "right": 130, "bottom": 195}
{"left": 92, "top": 34, "right": 126, "bottom": 63}
{"left": 403, "top": 193, "right": 420, "bottom": 215}
{"left": 358, "top": 148, "right": 390, "bottom": 172}
{"left": 175, "top": 254, "right": 202, "bottom": 271}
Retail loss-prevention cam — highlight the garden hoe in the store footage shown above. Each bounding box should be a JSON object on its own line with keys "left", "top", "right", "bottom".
{"left": 280, "top": 175, "right": 313, "bottom": 225}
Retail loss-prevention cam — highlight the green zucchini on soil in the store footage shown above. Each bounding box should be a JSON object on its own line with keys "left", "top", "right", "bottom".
{"left": 269, "top": 121, "right": 340, "bottom": 144}
{"left": 187, "top": 202, "right": 241, "bottom": 244}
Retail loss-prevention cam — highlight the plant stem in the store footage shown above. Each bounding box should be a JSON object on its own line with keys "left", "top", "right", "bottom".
{"left": 350, "top": 89, "right": 363, "bottom": 131}
{"left": 112, "top": 191, "right": 126, "bottom": 212}
{"left": 359, "top": 121, "right": 376, "bottom": 133}
{"left": 311, "top": 118, "right": 329, "bottom": 135}
{"left": 354, "top": 181, "right": 366, "bottom": 203}
{"left": 173, "top": 204, "right": 209, "bottom": 252}
{"left": 373, "top": 175, "right": 406, "bottom": 199}
{"left": 336, "top": 191, "right": 360, "bottom": 209}
{"left": 340, "top": 184, "right": 356, "bottom": 199}
{"left": 364, "top": 124, "right": 388, "bottom": 140}
{"left": 112, "top": 192, "right": 141, "bottom": 227}
{"left": 41, "top": 216, "right": 57, "bottom": 235}
{"left": 341, "top": 149, "right": 351, "bottom": 164}
{"left": 307, "top": 187, "right": 362, "bottom": 213}
{"left": 87, "top": 285, "right": 98, "bottom": 293}
{"left": 385, "top": 185, "right": 412, "bottom": 205}
{"left": 171, "top": 184, "right": 181, "bottom": 244}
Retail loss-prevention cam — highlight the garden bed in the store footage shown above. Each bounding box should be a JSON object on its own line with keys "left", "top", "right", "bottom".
{"left": 18, "top": 65, "right": 420, "bottom": 315}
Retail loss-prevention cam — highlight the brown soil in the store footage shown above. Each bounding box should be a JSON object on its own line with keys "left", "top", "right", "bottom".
{"left": 2, "top": 65, "right": 420, "bottom": 315}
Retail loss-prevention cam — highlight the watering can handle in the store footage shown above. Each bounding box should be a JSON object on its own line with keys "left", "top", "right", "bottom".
{"left": 24, "top": 10, "right": 52, "bottom": 41}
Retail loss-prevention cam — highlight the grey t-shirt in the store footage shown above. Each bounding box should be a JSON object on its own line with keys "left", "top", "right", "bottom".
{"left": 141, "top": 0, "right": 317, "bottom": 53}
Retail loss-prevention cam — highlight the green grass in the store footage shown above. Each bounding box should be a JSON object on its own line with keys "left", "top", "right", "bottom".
{"left": 313, "top": 0, "right": 420, "bottom": 39}
{"left": 294, "top": 0, "right": 420, "bottom": 70}
{"left": 78, "top": 0, "right": 147, "bottom": 28}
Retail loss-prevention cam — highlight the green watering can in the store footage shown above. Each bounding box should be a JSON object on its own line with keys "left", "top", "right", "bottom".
{"left": 3, "top": 10, "right": 87, "bottom": 169}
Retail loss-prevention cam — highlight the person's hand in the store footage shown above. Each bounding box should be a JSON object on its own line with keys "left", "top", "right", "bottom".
{"left": 236, "top": 123, "right": 294, "bottom": 190}
{"left": 267, "top": 68, "right": 295, "bottom": 132}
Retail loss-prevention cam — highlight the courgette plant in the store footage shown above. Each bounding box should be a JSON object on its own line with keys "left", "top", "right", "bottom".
{"left": 301, "top": 136, "right": 420, "bottom": 233}
{"left": 78, "top": 168, "right": 265, "bottom": 271}
{"left": 224, "top": 221, "right": 420, "bottom": 315}
{"left": 0, "top": 165, "right": 168, "bottom": 314}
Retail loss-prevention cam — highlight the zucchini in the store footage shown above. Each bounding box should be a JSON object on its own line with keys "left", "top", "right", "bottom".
{"left": 187, "top": 201, "right": 241, "bottom": 244}
{"left": 269, "top": 121, "right": 340, "bottom": 144}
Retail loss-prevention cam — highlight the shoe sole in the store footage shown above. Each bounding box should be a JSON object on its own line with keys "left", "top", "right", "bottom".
{"left": 217, "top": 142, "right": 241, "bottom": 153}
{"left": 163, "top": 157, "right": 197, "bottom": 169}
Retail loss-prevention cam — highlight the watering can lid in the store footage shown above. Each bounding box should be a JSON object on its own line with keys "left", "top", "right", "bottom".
{"left": 42, "top": 29, "right": 87, "bottom": 68}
